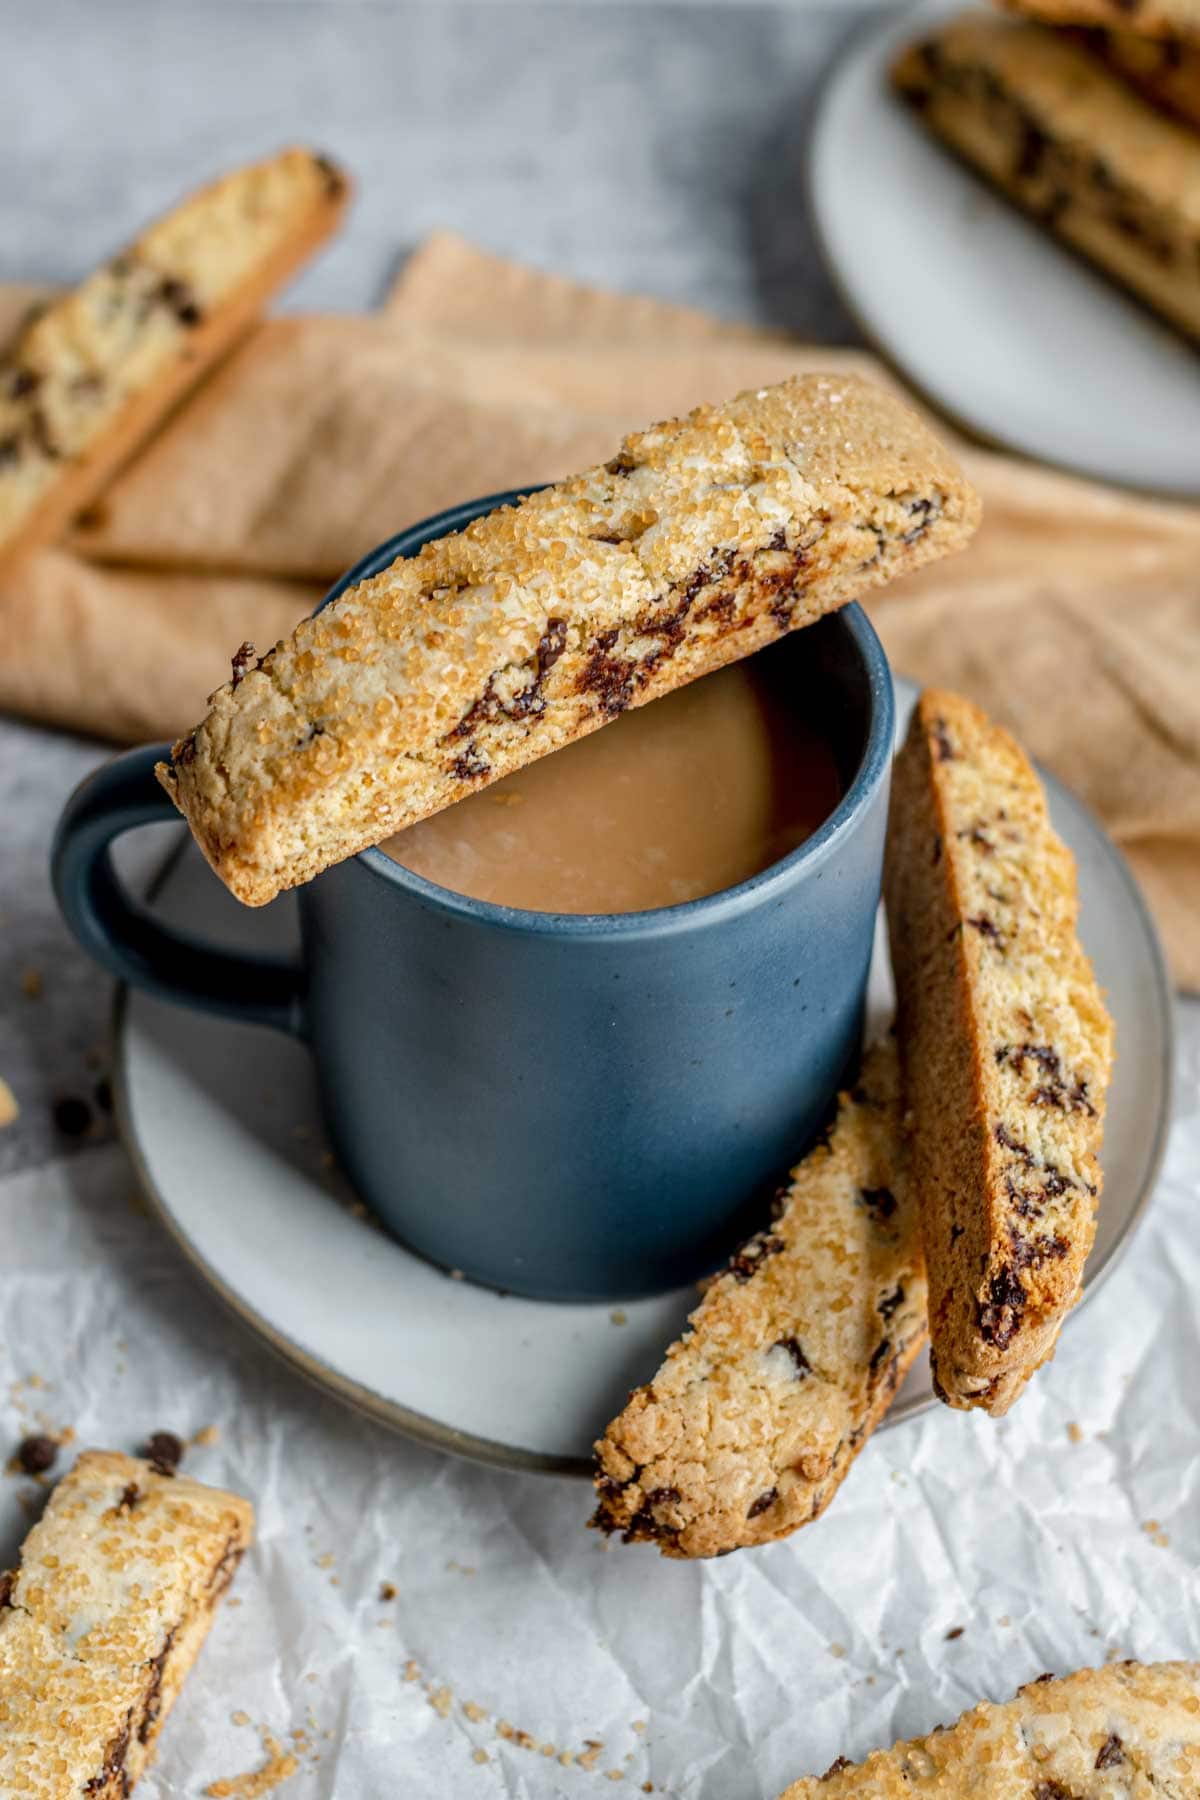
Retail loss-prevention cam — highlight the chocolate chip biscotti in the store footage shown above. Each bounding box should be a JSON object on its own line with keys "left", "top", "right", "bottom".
{"left": 591, "top": 1040, "right": 927, "bottom": 1558}
{"left": 159, "top": 373, "right": 979, "bottom": 906}
{"left": 892, "top": 16, "right": 1200, "bottom": 341}
{"left": 884, "top": 692, "right": 1113, "bottom": 1417}
{"left": 0, "top": 1449, "right": 253, "bottom": 1796}
{"left": 778, "top": 1661, "right": 1200, "bottom": 1797}
{"left": 1004, "top": 0, "right": 1200, "bottom": 40}
{"left": 0, "top": 146, "right": 349, "bottom": 570}
{"left": 1084, "top": 26, "right": 1200, "bottom": 132}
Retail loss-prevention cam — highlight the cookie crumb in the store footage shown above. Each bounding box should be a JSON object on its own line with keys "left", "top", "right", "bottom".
{"left": 472, "top": 1749, "right": 489, "bottom": 1764}
{"left": 1066, "top": 1421, "right": 1084, "bottom": 1444}
{"left": 828, "top": 1642, "right": 847, "bottom": 1659}
{"left": 379, "top": 1581, "right": 397, "bottom": 1601}
{"left": 404, "top": 1660, "right": 421, "bottom": 1683}
{"left": 0, "top": 1079, "right": 18, "bottom": 1128}
{"left": 610, "top": 1309, "right": 628, "bottom": 1326}
{"left": 429, "top": 1685, "right": 453, "bottom": 1718}
{"left": 1142, "top": 1520, "right": 1170, "bottom": 1548}
{"left": 232, "top": 1711, "right": 251, "bottom": 1728}
{"left": 205, "top": 1732, "right": 298, "bottom": 1798}
{"left": 463, "top": 1701, "right": 487, "bottom": 1723}
{"left": 578, "top": 1741, "right": 604, "bottom": 1771}
{"left": 192, "top": 1423, "right": 221, "bottom": 1447}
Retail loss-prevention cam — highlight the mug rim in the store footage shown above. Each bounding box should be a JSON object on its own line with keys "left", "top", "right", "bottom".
{"left": 316, "top": 491, "right": 895, "bottom": 939}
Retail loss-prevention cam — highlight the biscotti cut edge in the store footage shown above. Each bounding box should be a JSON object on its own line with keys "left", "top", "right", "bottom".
{"left": 892, "top": 16, "right": 1200, "bottom": 343}
{"left": 884, "top": 689, "right": 1113, "bottom": 1417}
{"left": 0, "top": 1448, "right": 254, "bottom": 1797}
{"left": 0, "top": 146, "right": 350, "bottom": 571}
{"left": 158, "top": 371, "right": 980, "bottom": 906}
{"left": 591, "top": 1039, "right": 928, "bottom": 1558}
{"left": 778, "top": 1661, "right": 1200, "bottom": 1796}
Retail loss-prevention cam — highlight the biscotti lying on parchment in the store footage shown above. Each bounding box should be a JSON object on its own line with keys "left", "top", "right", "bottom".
{"left": 778, "top": 1661, "right": 1200, "bottom": 1797}
{"left": 892, "top": 15, "right": 1200, "bottom": 341}
{"left": 0, "top": 146, "right": 349, "bottom": 571}
{"left": 592, "top": 1040, "right": 927, "bottom": 1558}
{"left": 158, "top": 372, "right": 980, "bottom": 906}
{"left": 884, "top": 691, "right": 1113, "bottom": 1417}
{"left": 0, "top": 1449, "right": 253, "bottom": 1797}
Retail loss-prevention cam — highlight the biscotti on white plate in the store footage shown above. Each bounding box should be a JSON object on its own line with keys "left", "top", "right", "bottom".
{"left": 0, "top": 146, "right": 349, "bottom": 571}
{"left": 0, "top": 1449, "right": 253, "bottom": 1797}
{"left": 884, "top": 690, "right": 1114, "bottom": 1417}
{"left": 892, "top": 15, "right": 1200, "bottom": 342}
{"left": 592, "top": 1040, "right": 927, "bottom": 1558}
{"left": 158, "top": 372, "right": 980, "bottom": 905}
{"left": 778, "top": 1661, "right": 1200, "bottom": 1796}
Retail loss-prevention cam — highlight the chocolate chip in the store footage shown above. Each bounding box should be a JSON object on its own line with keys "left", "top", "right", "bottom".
{"left": 143, "top": 1431, "right": 184, "bottom": 1476}
{"left": 379, "top": 1581, "right": 398, "bottom": 1602}
{"left": 747, "top": 1486, "right": 778, "bottom": 1519}
{"left": 157, "top": 276, "right": 203, "bottom": 327}
{"left": 821, "top": 1757, "right": 852, "bottom": 1780}
{"left": 869, "top": 1339, "right": 892, "bottom": 1378}
{"left": 7, "top": 367, "right": 40, "bottom": 400}
{"left": 878, "top": 1285, "right": 904, "bottom": 1320}
{"left": 775, "top": 1337, "right": 811, "bottom": 1378}
{"left": 931, "top": 718, "right": 956, "bottom": 761}
{"left": 53, "top": 1095, "right": 92, "bottom": 1137}
{"left": 0, "top": 1570, "right": 13, "bottom": 1608}
{"left": 1095, "top": 1735, "right": 1124, "bottom": 1770}
{"left": 966, "top": 914, "right": 1004, "bottom": 946}
{"left": 1033, "top": 1783, "right": 1076, "bottom": 1800}
{"left": 859, "top": 1186, "right": 896, "bottom": 1222}
{"left": 118, "top": 1482, "right": 141, "bottom": 1511}
{"left": 229, "top": 641, "right": 256, "bottom": 688}
{"left": 605, "top": 451, "right": 636, "bottom": 476}
{"left": 535, "top": 617, "right": 567, "bottom": 678}
{"left": 978, "top": 1264, "right": 1026, "bottom": 1349}
{"left": 452, "top": 742, "right": 490, "bottom": 781}
{"left": 16, "top": 1434, "right": 57, "bottom": 1475}
{"left": 944, "top": 1626, "right": 964, "bottom": 1640}
{"left": 728, "top": 1234, "right": 784, "bottom": 1282}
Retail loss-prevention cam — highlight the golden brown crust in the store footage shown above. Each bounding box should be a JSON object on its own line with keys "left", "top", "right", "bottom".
{"left": 884, "top": 691, "right": 1113, "bottom": 1416}
{"left": 0, "top": 147, "right": 349, "bottom": 572}
{"left": 158, "top": 372, "right": 979, "bottom": 906}
{"left": 0, "top": 1449, "right": 254, "bottom": 1797}
{"left": 892, "top": 15, "right": 1200, "bottom": 342}
{"left": 1082, "top": 25, "right": 1200, "bottom": 130}
{"left": 1002, "top": 0, "right": 1200, "bottom": 40}
{"left": 778, "top": 1661, "right": 1200, "bottom": 1796}
{"left": 591, "top": 1041, "right": 927, "bottom": 1558}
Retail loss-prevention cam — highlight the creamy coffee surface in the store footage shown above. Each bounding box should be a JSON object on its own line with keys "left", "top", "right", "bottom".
{"left": 379, "top": 658, "right": 841, "bottom": 914}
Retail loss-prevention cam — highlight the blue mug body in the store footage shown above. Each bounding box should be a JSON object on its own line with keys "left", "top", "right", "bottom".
{"left": 52, "top": 492, "right": 894, "bottom": 1302}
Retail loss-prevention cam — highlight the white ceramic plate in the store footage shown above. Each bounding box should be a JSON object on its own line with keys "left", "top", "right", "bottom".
{"left": 810, "top": 0, "right": 1200, "bottom": 496}
{"left": 115, "top": 681, "right": 1172, "bottom": 1475}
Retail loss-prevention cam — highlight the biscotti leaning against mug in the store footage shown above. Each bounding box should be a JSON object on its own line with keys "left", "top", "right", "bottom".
{"left": 592, "top": 1038, "right": 927, "bottom": 1558}
{"left": 777, "top": 1661, "right": 1200, "bottom": 1795}
{"left": 884, "top": 690, "right": 1114, "bottom": 1418}
{"left": 0, "top": 145, "right": 350, "bottom": 572}
{"left": 0, "top": 1449, "right": 253, "bottom": 1795}
{"left": 157, "top": 372, "right": 980, "bottom": 905}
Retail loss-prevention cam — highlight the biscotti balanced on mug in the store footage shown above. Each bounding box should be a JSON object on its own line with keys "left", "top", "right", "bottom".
{"left": 0, "top": 146, "right": 349, "bottom": 571}
{"left": 892, "top": 15, "right": 1200, "bottom": 341}
{"left": 592, "top": 1040, "right": 927, "bottom": 1558}
{"left": 884, "top": 691, "right": 1113, "bottom": 1416}
{"left": 0, "top": 1449, "right": 253, "bottom": 1796}
{"left": 158, "top": 373, "right": 979, "bottom": 905}
{"left": 778, "top": 1661, "right": 1200, "bottom": 1796}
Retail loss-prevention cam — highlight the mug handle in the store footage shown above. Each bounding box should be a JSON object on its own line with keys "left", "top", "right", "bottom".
{"left": 51, "top": 744, "right": 305, "bottom": 1037}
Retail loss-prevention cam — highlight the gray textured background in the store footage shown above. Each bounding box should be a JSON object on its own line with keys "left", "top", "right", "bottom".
{"left": 0, "top": 2, "right": 876, "bottom": 1178}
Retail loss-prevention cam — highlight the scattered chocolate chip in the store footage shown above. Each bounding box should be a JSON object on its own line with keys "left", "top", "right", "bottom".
{"left": 7, "top": 367, "right": 40, "bottom": 400}
{"left": 747, "top": 1486, "right": 778, "bottom": 1519}
{"left": 157, "top": 276, "right": 203, "bottom": 327}
{"left": 229, "top": 641, "right": 256, "bottom": 688}
{"left": 859, "top": 1186, "right": 897, "bottom": 1222}
{"left": 775, "top": 1337, "right": 811, "bottom": 1378}
{"left": 53, "top": 1095, "right": 92, "bottom": 1137}
{"left": 728, "top": 1234, "right": 784, "bottom": 1282}
{"left": 379, "top": 1581, "right": 398, "bottom": 1602}
{"left": 931, "top": 718, "right": 956, "bottom": 761}
{"left": 143, "top": 1431, "right": 184, "bottom": 1476}
{"left": 944, "top": 1626, "right": 964, "bottom": 1640}
{"left": 16, "top": 1434, "right": 57, "bottom": 1476}
{"left": 1095, "top": 1734, "right": 1124, "bottom": 1770}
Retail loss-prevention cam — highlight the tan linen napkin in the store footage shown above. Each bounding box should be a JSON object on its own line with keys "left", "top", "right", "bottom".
{"left": 0, "top": 233, "right": 1195, "bottom": 983}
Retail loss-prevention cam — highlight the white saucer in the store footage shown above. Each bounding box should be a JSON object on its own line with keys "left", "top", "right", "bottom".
{"left": 810, "top": 0, "right": 1200, "bottom": 497}
{"left": 115, "top": 680, "right": 1172, "bottom": 1476}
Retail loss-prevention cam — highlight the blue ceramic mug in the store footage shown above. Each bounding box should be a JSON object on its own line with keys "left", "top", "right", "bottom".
{"left": 52, "top": 492, "right": 894, "bottom": 1302}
